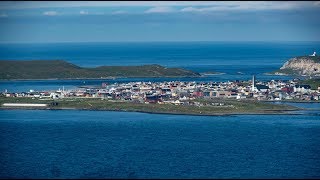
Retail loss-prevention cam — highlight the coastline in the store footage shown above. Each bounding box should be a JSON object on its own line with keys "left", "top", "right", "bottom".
{"left": 0, "top": 96, "right": 304, "bottom": 116}
{"left": 0, "top": 75, "right": 202, "bottom": 81}
{"left": 0, "top": 106, "right": 302, "bottom": 116}
{"left": 261, "top": 100, "right": 320, "bottom": 103}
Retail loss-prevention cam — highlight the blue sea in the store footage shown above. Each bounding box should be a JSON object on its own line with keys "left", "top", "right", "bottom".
{"left": 1, "top": 42, "right": 320, "bottom": 178}
{"left": 1, "top": 41, "right": 320, "bottom": 92}
{"left": 0, "top": 108, "right": 320, "bottom": 179}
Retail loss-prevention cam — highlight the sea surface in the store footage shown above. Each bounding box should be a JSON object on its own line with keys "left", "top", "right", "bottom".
{"left": 0, "top": 108, "right": 320, "bottom": 179}
{"left": 1, "top": 41, "right": 320, "bottom": 92}
{"left": 1, "top": 42, "right": 320, "bottom": 178}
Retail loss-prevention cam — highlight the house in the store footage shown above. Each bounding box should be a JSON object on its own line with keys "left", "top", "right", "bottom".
{"left": 294, "top": 85, "right": 311, "bottom": 93}
{"left": 281, "top": 87, "right": 294, "bottom": 94}
{"left": 145, "top": 95, "right": 160, "bottom": 103}
{"left": 192, "top": 91, "right": 203, "bottom": 97}
{"left": 255, "top": 85, "right": 269, "bottom": 92}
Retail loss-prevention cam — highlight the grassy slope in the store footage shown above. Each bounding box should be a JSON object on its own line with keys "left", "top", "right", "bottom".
{"left": 0, "top": 60, "right": 200, "bottom": 79}
{"left": 299, "top": 78, "right": 320, "bottom": 90}
{"left": 0, "top": 97, "right": 300, "bottom": 115}
{"left": 296, "top": 56, "right": 320, "bottom": 63}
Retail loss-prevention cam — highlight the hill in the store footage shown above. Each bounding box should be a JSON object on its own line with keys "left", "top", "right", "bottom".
{"left": 270, "top": 56, "right": 320, "bottom": 76}
{"left": 0, "top": 60, "right": 201, "bottom": 80}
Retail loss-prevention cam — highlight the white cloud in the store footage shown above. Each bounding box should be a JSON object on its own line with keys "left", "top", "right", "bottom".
{"left": 145, "top": 6, "right": 175, "bottom": 13}
{"left": 2, "top": 1, "right": 309, "bottom": 9}
{"left": 180, "top": 7, "right": 201, "bottom": 12}
{"left": 0, "top": 1, "right": 236, "bottom": 9}
{"left": 314, "top": 1, "right": 320, "bottom": 6}
{"left": 0, "top": 1, "right": 316, "bottom": 12}
{"left": 0, "top": 13, "right": 8, "bottom": 17}
{"left": 43, "top": 11, "right": 57, "bottom": 16}
{"left": 80, "top": 10, "right": 88, "bottom": 15}
{"left": 179, "top": 2, "right": 306, "bottom": 13}
{"left": 111, "top": 10, "right": 127, "bottom": 14}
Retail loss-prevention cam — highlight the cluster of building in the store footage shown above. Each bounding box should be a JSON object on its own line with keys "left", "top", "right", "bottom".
{"left": 2, "top": 76, "right": 320, "bottom": 104}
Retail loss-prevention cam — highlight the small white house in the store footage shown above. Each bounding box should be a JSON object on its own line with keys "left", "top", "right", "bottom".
{"left": 294, "top": 85, "right": 311, "bottom": 93}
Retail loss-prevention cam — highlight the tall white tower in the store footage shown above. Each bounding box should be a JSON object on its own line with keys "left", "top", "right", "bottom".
{"left": 252, "top": 75, "right": 255, "bottom": 92}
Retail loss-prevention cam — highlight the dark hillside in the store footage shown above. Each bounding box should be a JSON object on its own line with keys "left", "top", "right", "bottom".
{"left": 0, "top": 60, "right": 200, "bottom": 79}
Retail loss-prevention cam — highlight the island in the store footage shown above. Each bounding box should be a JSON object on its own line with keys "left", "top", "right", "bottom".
{"left": 0, "top": 60, "right": 201, "bottom": 80}
{"left": 269, "top": 55, "right": 320, "bottom": 76}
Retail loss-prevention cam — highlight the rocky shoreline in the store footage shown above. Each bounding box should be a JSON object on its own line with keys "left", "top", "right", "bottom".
{"left": 270, "top": 56, "right": 320, "bottom": 76}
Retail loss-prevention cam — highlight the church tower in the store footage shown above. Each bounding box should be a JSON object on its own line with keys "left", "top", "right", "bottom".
{"left": 252, "top": 75, "right": 255, "bottom": 92}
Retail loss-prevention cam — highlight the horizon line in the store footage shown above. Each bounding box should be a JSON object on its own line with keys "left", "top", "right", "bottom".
{"left": 1, "top": 40, "right": 320, "bottom": 44}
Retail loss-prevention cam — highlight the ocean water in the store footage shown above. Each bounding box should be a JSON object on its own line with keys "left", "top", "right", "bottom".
{"left": 1, "top": 42, "right": 320, "bottom": 178}
{"left": 1, "top": 41, "right": 320, "bottom": 92}
{"left": 0, "top": 109, "right": 320, "bottom": 179}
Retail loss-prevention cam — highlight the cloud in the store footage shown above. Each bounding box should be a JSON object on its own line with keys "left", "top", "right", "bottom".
{"left": 180, "top": 7, "right": 201, "bottom": 12}
{"left": 80, "top": 10, "right": 89, "bottom": 15}
{"left": 0, "top": 13, "right": 8, "bottom": 17}
{"left": 145, "top": 6, "right": 175, "bottom": 13}
{"left": 111, "top": 10, "right": 127, "bottom": 15}
{"left": 314, "top": 1, "right": 320, "bottom": 6}
{"left": 43, "top": 11, "right": 57, "bottom": 16}
{"left": 0, "top": 1, "right": 315, "bottom": 10}
{"left": 179, "top": 2, "right": 306, "bottom": 13}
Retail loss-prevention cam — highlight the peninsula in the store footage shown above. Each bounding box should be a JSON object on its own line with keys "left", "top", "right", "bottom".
{"left": 270, "top": 55, "right": 320, "bottom": 76}
{"left": 0, "top": 60, "right": 201, "bottom": 80}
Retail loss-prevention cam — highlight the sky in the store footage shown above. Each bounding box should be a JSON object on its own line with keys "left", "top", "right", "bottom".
{"left": 0, "top": 1, "right": 319, "bottom": 43}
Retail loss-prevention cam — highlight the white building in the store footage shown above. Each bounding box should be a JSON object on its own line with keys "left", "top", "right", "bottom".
{"left": 294, "top": 85, "right": 311, "bottom": 93}
{"left": 310, "top": 51, "right": 316, "bottom": 56}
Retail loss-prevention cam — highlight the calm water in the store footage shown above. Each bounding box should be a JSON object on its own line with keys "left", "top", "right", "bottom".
{"left": 1, "top": 41, "right": 320, "bottom": 92}
{"left": 1, "top": 42, "right": 320, "bottom": 178}
{"left": 0, "top": 110, "right": 320, "bottom": 178}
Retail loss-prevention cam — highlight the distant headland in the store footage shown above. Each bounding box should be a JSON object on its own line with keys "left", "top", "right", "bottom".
{"left": 0, "top": 60, "right": 201, "bottom": 80}
{"left": 268, "top": 53, "right": 320, "bottom": 77}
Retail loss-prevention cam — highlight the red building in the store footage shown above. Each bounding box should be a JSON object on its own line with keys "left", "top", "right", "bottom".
{"left": 281, "top": 87, "right": 294, "bottom": 93}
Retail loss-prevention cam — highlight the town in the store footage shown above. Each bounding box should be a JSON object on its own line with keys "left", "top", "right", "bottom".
{"left": 2, "top": 76, "right": 320, "bottom": 106}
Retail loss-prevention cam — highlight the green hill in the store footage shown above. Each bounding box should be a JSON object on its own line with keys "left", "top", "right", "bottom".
{"left": 0, "top": 60, "right": 201, "bottom": 80}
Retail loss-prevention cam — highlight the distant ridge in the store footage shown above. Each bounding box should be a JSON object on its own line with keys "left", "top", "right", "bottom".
{"left": 0, "top": 60, "right": 201, "bottom": 80}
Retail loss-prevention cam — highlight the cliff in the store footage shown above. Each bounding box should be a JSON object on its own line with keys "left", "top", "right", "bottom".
{"left": 272, "top": 56, "right": 320, "bottom": 76}
{"left": 0, "top": 60, "right": 201, "bottom": 80}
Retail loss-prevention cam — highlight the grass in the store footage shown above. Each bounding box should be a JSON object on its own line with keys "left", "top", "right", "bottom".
{"left": 0, "top": 60, "right": 200, "bottom": 80}
{"left": 298, "top": 78, "right": 320, "bottom": 90}
{"left": 269, "top": 56, "right": 320, "bottom": 76}
{"left": 0, "top": 97, "right": 301, "bottom": 115}
{"left": 296, "top": 56, "right": 320, "bottom": 63}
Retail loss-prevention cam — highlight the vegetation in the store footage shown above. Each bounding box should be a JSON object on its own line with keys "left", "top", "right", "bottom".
{"left": 0, "top": 97, "right": 301, "bottom": 115}
{"left": 0, "top": 60, "right": 200, "bottom": 80}
{"left": 296, "top": 56, "right": 320, "bottom": 63}
{"left": 270, "top": 56, "right": 320, "bottom": 75}
{"left": 299, "top": 78, "right": 320, "bottom": 90}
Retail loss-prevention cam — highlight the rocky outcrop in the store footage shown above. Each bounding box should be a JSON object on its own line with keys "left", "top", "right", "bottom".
{"left": 274, "top": 56, "right": 320, "bottom": 76}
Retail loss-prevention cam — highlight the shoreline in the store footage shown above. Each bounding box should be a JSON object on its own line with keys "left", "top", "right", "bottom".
{"left": 262, "top": 100, "right": 320, "bottom": 103}
{"left": 0, "top": 76, "right": 202, "bottom": 81}
{"left": 0, "top": 97, "right": 310, "bottom": 117}
{"left": 0, "top": 106, "right": 303, "bottom": 116}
